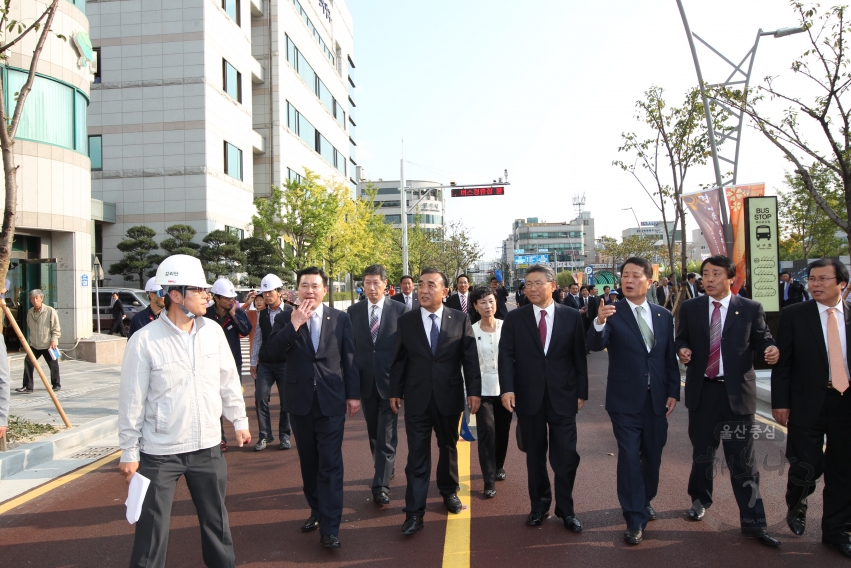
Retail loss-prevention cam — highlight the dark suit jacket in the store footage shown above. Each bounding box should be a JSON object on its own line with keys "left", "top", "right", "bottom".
{"left": 779, "top": 280, "right": 808, "bottom": 308}
{"left": 587, "top": 299, "right": 680, "bottom": 415}
{"left": 563, "top": 294, "right": 581, "bottom": 310}
{"left": 586, "top": 296, "right": 600, "bottom": 323}
{"left": 656, "top": 285, "right": 667, "bottom": 306}
{"left": 445, "top": 292, "right": 481, "bottom": 324}
{"left": 388, "top": 307, "right": 482, "bottom": 416}
{"left": 111, "top": 299, "right": 125, "bottom": 319}
{"left": 494, "top": 286, "right": 509, "bottom": 318}
{"left": 268, "top": 306, "right": 359, "bottom": 417}
{"left": 347, "top": 298, "right": 405, "bottom": 400}
{"left": 498, "top": 303, "right": 589, "bottom": 416}
{"left": 771, "top": 300, "right": 851, "bottom": 427}
{"left": 674, "top": 294, "right": 776, "bottom": 416}
{"left": 391, "top": 292, "right": 419, "bottom": 311}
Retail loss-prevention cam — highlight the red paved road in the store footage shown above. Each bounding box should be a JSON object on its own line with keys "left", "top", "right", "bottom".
{"left": 0, "top": 351, "right": 847, "bottom": 567}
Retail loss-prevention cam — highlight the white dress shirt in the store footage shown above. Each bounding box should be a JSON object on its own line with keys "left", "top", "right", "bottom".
{"left": 532, "top": 301, "right": 554, "bottom": 354}
{"left": 817, "top": 300, "right": 850, "bottom": 381}
{"left": 472, "top": 320, "right": 503, "bottom": 396}
{"left": 421, "top": 305, "right": 444, "bottom": 349}
{"left": 457, "top": 291, "right": 470, "bottom": 311}
{"left": 594, "top": 298, "right": 653, "bottom": 352}
{"left": 706, "top": 293, "right": 731, "bottom": 377}
{"left": 368, "top": 295, "right": 386, "bottom": 319}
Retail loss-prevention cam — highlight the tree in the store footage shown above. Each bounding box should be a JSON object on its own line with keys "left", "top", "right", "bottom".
{"left": 596, "top": 234, "right": 661, "bottom": 284}
{"left": 436, "top": 221, "right": 484, "bottom": 281}
{"left": 556, "top": 271, "right": 575, "bottom": 288}
{"left": 0, "top": 0, "right": 66, "bottom": 285}
{"left": 160, "top": 224, "right": 199, "bottom": 257}
{"left": 391, "top": 218, "right": 442, "bottom": 283}
{"left": 108, "top": 226, "right": 159, "bottom": 287}
{"left": 198, "top": 229, "right": 245, "bottom": 279}
{"left": 778, "top": 167, "right": 845, "bottom": 260}
{"left": 239, "top": 237, "right": 284, "bottom": 286}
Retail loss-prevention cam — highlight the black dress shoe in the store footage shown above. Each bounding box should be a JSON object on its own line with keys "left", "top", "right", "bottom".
{"left": 624, "top": 529, "right": 643, "bottom": 544}
{"left": 14, "top": 388, "right": 32, "bottom": 394}
{"left": 787, "top": 512, "right": 806, "bottom": 536}
{"left": 742, "top": 528, "right": 781, "bottom": 547}
{"left": 560, "top": 515, "right": 583, "bottom": 532}
{"left": 484, "top": 489, "right": 496, "bottom": 499}
{"left": 688, "top": 505, "right": 706, "bottom": 521}
{"left": 373, "top": 491, "right": 390, "bottom": 506}
{"left": 646, "top": 505, "right": 657, "bottom": 521}
{"left": 496, "top": 468, "right": 506, "bottom": 481}
{"left": 829, "top": 542, "right": 851, "bottom": 558}
{"left": 301, "top": 516, "right": 320, "bottom": 532}
{"left": 443, "top": 494, "right": 463, "bottom": 514}
{"left": 526, "top": 512, "right": 549, "bottom": 526}
{"left": 401, "top": 516, "right": 424, "bottom": 535}
{"left": 320, "top": 534, "right": 341, "bottom": 548}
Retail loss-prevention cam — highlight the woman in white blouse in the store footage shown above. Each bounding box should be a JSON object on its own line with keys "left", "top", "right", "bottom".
{"left": 471, "top": 286, "right": 513, "bottom": 498}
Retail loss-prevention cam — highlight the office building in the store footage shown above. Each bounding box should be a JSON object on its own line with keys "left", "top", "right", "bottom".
{"left": 507, "top": 213, "right": 595, "bottom": 284}
{"left": 356, "top": 179, "right": 445, "bottom": 231}
{"left": 622, "top": 220, "right": 683, "bottom": 243}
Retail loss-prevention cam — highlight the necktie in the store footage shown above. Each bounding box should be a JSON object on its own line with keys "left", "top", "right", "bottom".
{"left": 827, "top": 308, "right": 849, "bottom": 392}
{"left": 635, "top": 305, "right": 655, "bottom": 351}
{"left": 706, "top": 301, "right": 722, "bottom": 379}
{"left": 539, "top": 309, "right": 548, "bottom": 352}
{"left": 460, "top": 293, "right": 467, "bottom": 312}
{"left": 405, "top": 296, "right": 411, "bottom": 312}
{"left": 429, "top": 313, "right": 439, "bottom": 355}
{"left": 310, "top": 312, "right": 320, "bottom": 352}
{"left": 369, "top": 304, "right": 379, "bottom": 344}
{"left": 784, "top": 282, "right": 789, "bottom": 301}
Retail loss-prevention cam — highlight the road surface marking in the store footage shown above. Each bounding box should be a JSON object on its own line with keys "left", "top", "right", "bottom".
{"left": 0, "top": 450, "right": 120, "bottom": 515}
{"left": 442, "top": 440, "right": 471, "bottom": 567}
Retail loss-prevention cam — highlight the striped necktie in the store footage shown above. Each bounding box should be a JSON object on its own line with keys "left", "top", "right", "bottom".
{"left": 369, "top": 304, "right": 379, "bottom": 344}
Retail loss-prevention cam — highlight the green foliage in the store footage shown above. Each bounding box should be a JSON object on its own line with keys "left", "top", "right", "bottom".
{"left": 239, "top": 237, "right": 284, "bottom": 286}
{"left": 6, "top": 415, "right": 57, "bottom": 444}
{"left": 108, "top": 225, "right": 159, "bottom": 287}
{"left": 434, "top": 221, "right": 484, "bottom": 281}
{"left": 778, "top": 168, "right": 845, "bottom": 260}
{"left": 160, "top": 224, "right": 199, "bottom": 257}
{"left": 198, "top": 229, "right": 246, "bottom": 279}
{"left": 556, "top": 271, "right": 575, "bottom": 288}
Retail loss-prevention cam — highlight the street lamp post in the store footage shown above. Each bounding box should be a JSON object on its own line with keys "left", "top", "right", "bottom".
{"left": 622, "top": 207, "right": 640, "bottom": 229}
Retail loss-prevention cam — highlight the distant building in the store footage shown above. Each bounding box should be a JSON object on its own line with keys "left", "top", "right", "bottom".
{"left": 690, "top": 229, "right": 710, "bottom": 262}
{"left": 506, "top": 213, "right": 595, "bottom": 285}
{"left": 356, "top": 179, "right": 445, "bottom": 231}
{"left": 622, "top": 220, "right": 683, "bottom": 243}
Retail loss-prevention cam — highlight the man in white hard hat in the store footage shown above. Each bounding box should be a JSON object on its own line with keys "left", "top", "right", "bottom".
{"left": 118, "top": 254, "right": 250, "bottom": 567}
{"left": 205, "top": 278, "right": 252, "bottom": 451}
{"left": 250, "top": 273, "right": 292, "bottom": 451}
{"left": 128, "top": 277, "right": 165, "bottom": 339}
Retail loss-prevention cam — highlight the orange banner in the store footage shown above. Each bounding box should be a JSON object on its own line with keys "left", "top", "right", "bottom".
{"left": 574, "top": 272, "right": 584, "bottom": 286}
{"left": 726, "top": 183, "right": 765, "bottom": 294}
{"left": 652, "top": 264, "right": 659, "bottom": 282}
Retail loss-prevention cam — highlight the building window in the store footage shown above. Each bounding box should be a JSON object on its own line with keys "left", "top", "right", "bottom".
{"left": 224, "top": 141, "right": 242, "bottom": 181}
{"left": 88, "top": 135, "right": 102, "bottom": 170}
{"left": 223, "top": 0, "right": 240, "bottom": 25}
{"left": 93, "top": 47, "right": 101, "bottom": 83}
{"left": 287, "top": 168, "right": 303, "bottom": 183}
{"left": 291, "top": 0, "right": 335, "bottom": 66}
{"left": 286, "top": 101, "right": 347, "bottom": 176}
{"left": 286, "top": 35, "right": 346, "bottom": 132}
{"left": 223, "top": 59, "right": 241, "bottom": 103}
{"left": 225, "top": 225, "right": 244, "bottom": 240}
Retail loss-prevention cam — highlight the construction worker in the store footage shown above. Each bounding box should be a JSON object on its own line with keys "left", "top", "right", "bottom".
{"left": 118, "top": 254, "right": 250, "bottom": 567}
{"left": 205, "top": 278, "right": 252, "bottom": 451}
{"left": 128, "top": 277, "right": 165, "bottom": 339}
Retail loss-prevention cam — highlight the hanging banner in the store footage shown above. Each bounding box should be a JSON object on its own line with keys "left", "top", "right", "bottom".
{"left": 744, "top": 196, "right": 779, "bottom": 312}
{"left": 574, "top": 272, "right": 584, "bottom": 286}
{"left": 652, "top": 263, "right": 660, "bottom": 282}
{"left": 683, "top": 189, "right": 728, "bottom": 257}
{"left": 726, "top": 183, "right": 765, "bottom": 294}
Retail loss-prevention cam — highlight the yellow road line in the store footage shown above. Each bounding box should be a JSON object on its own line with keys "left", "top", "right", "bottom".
{"left": 442, "top": 441, "right": 471, "bottom": 568}
{"left": 0, "top": 450, "right": 120, "bottom": 515}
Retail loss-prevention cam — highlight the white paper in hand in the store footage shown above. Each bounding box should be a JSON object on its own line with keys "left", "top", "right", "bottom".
{"left": 125, "top": 472, "right": 151, "bottom": 525}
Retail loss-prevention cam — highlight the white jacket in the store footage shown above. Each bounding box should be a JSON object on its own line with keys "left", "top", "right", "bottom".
{"left": 119, "top": 313, "right": 248, "bottom": 462}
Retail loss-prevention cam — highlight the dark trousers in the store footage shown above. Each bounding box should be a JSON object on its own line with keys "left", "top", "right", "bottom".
{"left": 255, "top": 361, "right": 291, "bottom": 441}
{"left": 290, "top": 393, "right": 346, "bottom": 536}
{"left": 609, "top": 391, "right": 668, "bottom": 529}
{"left": 403, "top": 394, "right": 461, "bottom": 517}
{"left": 361, "top": 387, "right": 398, "bottom": 495}
{"left": 476, "top": 396, "right": 512, "bottom": 490}
{"left": 130, "top": 446, "right": 234, "bottom": 568}
{"left": 111, "top": 317, "right": 126, "bottom": 336}
{"left": 517, "top": 389, "right": 580, "bottom": 515}
{"left": 785, "top": 389, "right": 851, "bottom": 543}
{"left": 22, "top": 347, "right": 60, "bottom": 390}
{"left": 687, "top": 380, "right": 766, "bottom": 529}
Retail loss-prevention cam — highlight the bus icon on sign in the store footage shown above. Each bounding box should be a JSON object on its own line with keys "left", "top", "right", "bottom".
{"left": 756, "top": 225, "right": 771, "bottom": 241}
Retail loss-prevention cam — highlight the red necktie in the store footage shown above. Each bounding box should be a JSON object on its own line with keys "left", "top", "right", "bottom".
{"left": 539, "top": 310, "right": 548, "bottom": 351}
{"left": 706, "top": 301, "right": 722, "bottom": 378}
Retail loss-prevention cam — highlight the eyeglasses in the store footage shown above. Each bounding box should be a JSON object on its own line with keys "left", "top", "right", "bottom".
{"left": 809, "top": 277, "right": 838, "bottom": 284}
{"left": 525, "top": 280, "right": 552, "bottom": 289}
{"left": 184, "top": 287, "right": 208, "bottom": 294}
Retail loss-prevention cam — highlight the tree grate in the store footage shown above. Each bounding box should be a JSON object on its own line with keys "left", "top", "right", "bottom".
{"left": 68, "top": 446, "right": 119, "bottom": 460}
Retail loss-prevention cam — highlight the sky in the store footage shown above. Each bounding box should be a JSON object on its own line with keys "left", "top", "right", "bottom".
{"left": 347, "top": 0, "right": 818, "bottom": 260}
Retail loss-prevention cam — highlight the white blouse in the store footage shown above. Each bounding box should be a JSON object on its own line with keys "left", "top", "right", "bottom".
{"left": 472, "top": 319, "right": 502, "bottom": 396}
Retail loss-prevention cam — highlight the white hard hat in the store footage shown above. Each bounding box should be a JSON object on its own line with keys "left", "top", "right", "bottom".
{"left": 210, "top": 278, "right": 237, "bottom": 298}
{"left": 144, "top": 277, "right": 162, "bottom": 293}
{"left": 259, "top": 274, "right": 283, "bottom": 292}
{"left": 155, "top": 254, "right": 210, "bottom": 288}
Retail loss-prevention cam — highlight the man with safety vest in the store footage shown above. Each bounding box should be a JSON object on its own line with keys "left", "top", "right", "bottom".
{"left": 128, "top": 277, "right": 165, "bottom": 339}
{"left": 118, "top": 254, "right": 250, "bottom": 567}
{"left": 250, "top": 273, "right": 293, "bottom": 451}
{"left": 205, "top": 278, "right": 252, "bottom": 451}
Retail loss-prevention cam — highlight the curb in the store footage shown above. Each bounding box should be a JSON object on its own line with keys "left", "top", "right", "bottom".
{"left": 0, "top": 415, "right": 118, "bottom": 481}
{"left": 755, "top": 369, "right": 771, "bottom": 405}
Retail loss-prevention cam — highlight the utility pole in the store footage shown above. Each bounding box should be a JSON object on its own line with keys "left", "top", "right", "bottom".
{"left": 400, "top": 148, "right": 408, "bottom": 276}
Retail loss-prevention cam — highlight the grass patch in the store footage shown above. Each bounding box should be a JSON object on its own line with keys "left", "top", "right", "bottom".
{"left": 6, "top": 415, "right": 58, "bottom": 443}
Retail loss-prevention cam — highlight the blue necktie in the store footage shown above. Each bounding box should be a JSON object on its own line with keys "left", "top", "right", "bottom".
{"left": 310, "top": 312, "right": 320, "bottom": 352}
{"left": 784, "top": 282, "right": 789, "bottom": 301}
{"left": 429, "top": 313, "right": 439, "bottom": 355}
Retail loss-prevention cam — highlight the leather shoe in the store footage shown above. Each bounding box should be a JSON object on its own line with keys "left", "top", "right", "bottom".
{"left": 401, "top": 516, "right": 424, "bottom": 535}
{"left": 484, "top": 489, "right": 496, "bottom": 499}
{"left": 555, "top": 510, "right": 582, "bottom": 532}
{"left": 742, "top": 528, "right": 781, "bottom": 547}
{"left": 301, "top": 516, "right": 320, "bottom": 532}
{"left": 320, "top": 534, "right": 341, "bottom": 548}
{"left": 646, "top": 505, "right": 657, "bottom": 521}
{"left": 496, "top": 468, "right": 506, "bottom": 481}
{"left": 443, "top": 493, "right": 463, "bottom": 514}
{"left": 787, "top": 512, "right": 806, "bottom": 536}
{"left": 828, "top": 542, "right": 851, "bottom": 558}
{"left": 526, "top": 512, "right": 549, "bottom": 526}
{"left": 624, "top": 529, "right": 643, "bottom": 544}
{"left": 373, "top": 491, "right": 390, "bottom": 506}
{"left": 688, "top": 504, "right": 706, "bottom": 521}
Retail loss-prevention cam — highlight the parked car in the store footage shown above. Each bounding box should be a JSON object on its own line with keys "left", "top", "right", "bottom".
{"left": 92, "top": 288, "right": 149, "bottom": 335}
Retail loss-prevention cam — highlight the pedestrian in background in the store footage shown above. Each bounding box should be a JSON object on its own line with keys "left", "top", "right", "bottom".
{"left": 128, "top": 278, "right": 164, "bottom": 339}
{"left": 445, "top": 274, "right": 479, "bottom": 324}
{"left": 16, "top": 289, "right": 61, "bottom": 394}
{"left": 392, "top": 275, "right": 419, "bottom": 312}
{"left": 490, "top": 276, "right": 509, "bottom": 319}
{"left": 780, "top": 271, "right": 809, "bottom": 308}
{"left": 110, "top": 292, "right": 127, "bottom": 337}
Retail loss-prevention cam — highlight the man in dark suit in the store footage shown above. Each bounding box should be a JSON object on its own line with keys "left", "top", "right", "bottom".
{"left": 685, "top": 273, "right": 701, "bottom": 299}
{"left": 392, "top": 275, "right": 419, "bottom": 312}
{"left": 490, "top": 276, "right": 509, "bottom": 319}
{"left": 347, "top": 264, "right": 405, "bottom": 506}
{"left": 779, "top": 271, "right": 808, "bottom": 308}
{"left": 499, "top": 263, "right": 588, "bottom": 531}
{"left": 445, "top": 274, "right": 480, "bottom": 324}
{"left": 656, "top": 277, "right": 669, "bottom": 306}
{"left": 588, "top": 257, "right": 680, "bottom": 545}
{"left": 389, "top": 268, "right": 481, "bottom": 536}
{"left": 267, "top": 267, "right": 360, "bottom": 549}
{"left": 675, "top": 255, "right": 781, "bottom": 547}
{"left": 563, "top": 283, "right": 581, "bottom": 309}
{"left": 110, "top": 293, "right": 127, "bottom": 336}
{"left": 578, "top": 286, "right": 592, "bottom": 332}
{"left": 772, "top": 258, "right": 851, "bottom": 558}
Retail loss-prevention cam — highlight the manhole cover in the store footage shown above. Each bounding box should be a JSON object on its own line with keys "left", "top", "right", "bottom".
{"left": 68, "top": 446, "right": 119, "bottom": 460}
